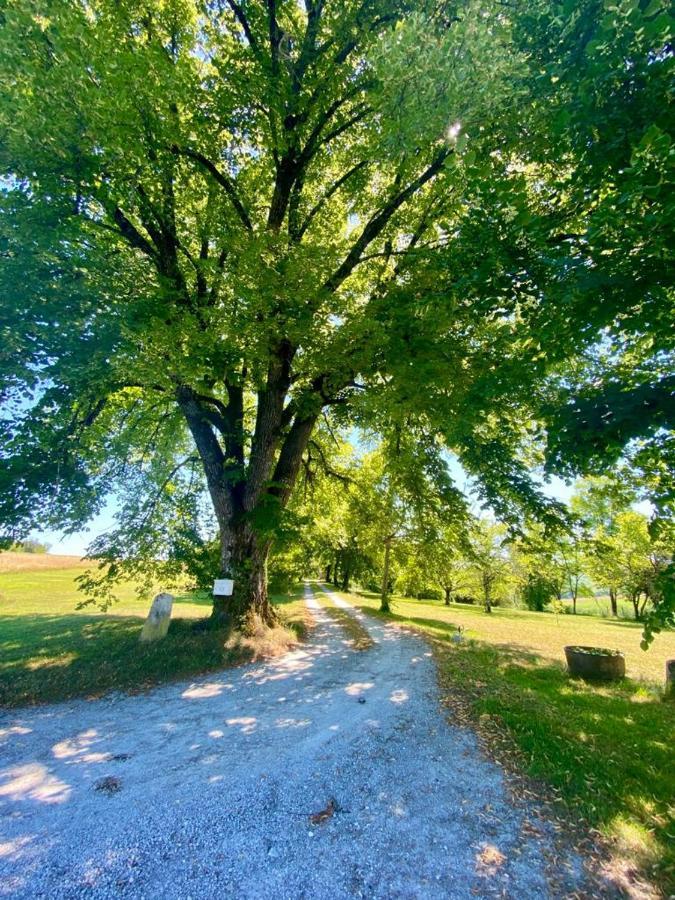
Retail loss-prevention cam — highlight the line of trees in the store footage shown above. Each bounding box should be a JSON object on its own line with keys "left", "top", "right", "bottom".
{"left": 276, "top": 451, "right": 672, "bottom": 624}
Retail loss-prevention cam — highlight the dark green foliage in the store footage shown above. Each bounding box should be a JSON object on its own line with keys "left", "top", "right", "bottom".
{"left": 453, "top": 595, "right": 476, "bottom": 606}
{"left": 415, "top": 588, "right": 443, "bottom": 602}
{"left": 522, "top": 574, "right": 557, "bottom": 612}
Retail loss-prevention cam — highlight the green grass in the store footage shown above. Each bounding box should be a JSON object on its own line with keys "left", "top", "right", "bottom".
{"left": 313, "top": 590, "right": 374, "bottom": 650}
{"left": 566, "top": 594, "right": 639, "bottom": 620}
{"left": 337, "top": 587, "right": 675, "bottom": 894}
{"left": 340, "top": 591, "right": 673, "bottom": 683}
{"left": 0, "top": 565, "right": 309, "bottom": 707}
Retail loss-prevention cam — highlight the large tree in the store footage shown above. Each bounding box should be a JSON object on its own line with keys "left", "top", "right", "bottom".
{"left": 0, "top": 0, "right": 671, "bottom": 628}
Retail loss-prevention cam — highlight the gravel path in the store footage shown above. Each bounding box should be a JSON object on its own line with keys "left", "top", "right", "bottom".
{"left": 0, "top": 583, "right": 590, "bottom": 899}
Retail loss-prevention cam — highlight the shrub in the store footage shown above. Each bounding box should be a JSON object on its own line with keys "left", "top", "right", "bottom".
{"left": 522, "top": 574, "right": 558, "bottom": 611}
{"left": 417, "top": 587, "right": 443, "bottom": 601}
{"left": 454, "top": 594, "right": 476, "bottom": 605}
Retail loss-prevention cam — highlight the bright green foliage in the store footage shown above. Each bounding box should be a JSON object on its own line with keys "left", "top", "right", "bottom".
{"left": 464, "top": 521, "right": 515, "bottom": 612}
{"left": 0, "top": 0, "right": 672, "bottom": 620}
{"left": 592, "top": 511, "right": 670, "bottom": 624}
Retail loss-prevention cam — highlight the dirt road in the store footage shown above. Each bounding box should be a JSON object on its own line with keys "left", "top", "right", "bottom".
{"left": 0, "top": 584, "right": 589, "bottom": 898}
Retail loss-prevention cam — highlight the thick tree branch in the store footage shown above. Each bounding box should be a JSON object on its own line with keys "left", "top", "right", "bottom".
{"left": 225, "top": 0, "right": 259, "bottom": 54}
{"left": 244, "top": 340, "right": 295, "bottom": 508}
{"left": 112, "top": 207, "right": 158, "bottom": 260}
{"left": 267, "top": 0, "right": 281, "bottom": 74}
{"left": 176, "top": 386, "right": 233, "bottom": 527}
{"left": 171, "top": 146, "right": 253, "bottom": 232}
{"left": 296, "top": 160, "right": 368, "bottom": 240}
{"left": 270, "top": 412, "right": 319, "bottom": 503}
{"left": 323, "top": 147, "right": 452, "bottom": 294}
{"left": 295, "top": 0, "right": 324, "bottom": 84}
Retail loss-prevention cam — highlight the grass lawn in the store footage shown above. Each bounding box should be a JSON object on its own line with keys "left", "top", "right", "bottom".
{"left": 313, "top": 589, "right": 374, "bottom": 650}
{"left": 342, "top": 592, "right": 673, "bottom": 683}
{"left": 0, "top": 556, "right": 310, "bottom": 707}
{"left": 567, "top": 595, "right": 641, "bottom": 620}
{"left": 333, "top": 586, "right": 675, "bottom": 894}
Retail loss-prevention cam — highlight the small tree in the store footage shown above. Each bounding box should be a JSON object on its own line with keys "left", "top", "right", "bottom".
{"left": 572, "top": 476, "right": 634, "bottom": 615}
{"left": 468, "top": 521, "right": 513, "bottom": 614}
{"left": 600, "top": 512, "right": 671, "bottom": 621}
{"left": 512, "top": 526, "right": 566, "bottom": 611}
{"left": 556, "top": 526, "right": 589, "bottom": 615}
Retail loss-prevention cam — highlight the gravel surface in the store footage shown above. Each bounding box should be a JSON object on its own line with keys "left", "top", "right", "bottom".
{"left": 0, "top": 583, "right": 590, "bottom": 899}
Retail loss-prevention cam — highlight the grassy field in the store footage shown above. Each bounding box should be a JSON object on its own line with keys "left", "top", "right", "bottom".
{"left": 0, "top": 551, "right": 91, "bottom": 573}
{"left": 0, "top": 555, "right": 310, "bottom": 707}
{"left": 563, "top": 594, "right": 640, "bottom": 620}
{"left": 334, "top": 586, "right": 674, "bottom": 895}
{"left": 342, "top": 591, "right": 673, "bottom": 683}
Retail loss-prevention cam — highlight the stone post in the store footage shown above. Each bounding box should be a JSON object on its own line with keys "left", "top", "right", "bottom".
{"left": 140, "top": 593, "right": 174, "bottom": 642}
{"left": 665, "top": 659, "right": 675, "bottom": 700}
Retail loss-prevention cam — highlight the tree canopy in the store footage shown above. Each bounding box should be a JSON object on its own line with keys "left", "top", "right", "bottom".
{"left": 0, "top": 0, "right": 672, "bottom": 628}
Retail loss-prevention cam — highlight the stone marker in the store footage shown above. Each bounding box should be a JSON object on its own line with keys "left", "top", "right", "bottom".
{"left": 666, "top": 659, "right": 675, "bottom": 700}
{"left": 139, "top": 592, "right": 174, "bottom": 643}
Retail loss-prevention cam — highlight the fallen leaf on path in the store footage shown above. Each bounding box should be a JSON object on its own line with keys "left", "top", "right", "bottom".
{"left": 309, "top": 798, "right": 338, "bottom": 825}
{"left": 476, "top": 843, "right": 507, "bottom": 875}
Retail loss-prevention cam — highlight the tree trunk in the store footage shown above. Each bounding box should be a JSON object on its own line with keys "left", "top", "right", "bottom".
{"left": 444, "top": 586, "right": 451, "bottom": 606}
{"left": 483, "top": 574, "right": 492, "bottom": 613}
{"left": 572, "top": 592, "right": 577, "bottom": 614}
{"left": 178, "top": 371, "right": 318, "bottom": 631}
{"left": 325, "top": 564, "right": 332, "bottom": 583}
{"left": 380, "top": 537, "right": 392, "bottom": 613}
{"left": 609, "top": 587, "right": 618, "bottom": 617}
{"left": 211, "top": 520, "right": 276, "bottom": 631}
{"left": 341, "top": 563, "right": 351, "bottom": 592}
{"left": 631, "top": 592, "right": 640, "bottom": 621}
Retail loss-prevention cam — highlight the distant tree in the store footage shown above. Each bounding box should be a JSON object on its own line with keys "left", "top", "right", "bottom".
{"left": 571, "top": 477, "right": 634, "bottom": 615}
{"left": 556, "top": 526, "right": 590, "bottom": 615}
{"left": 597, "top": 512, "right": 671, "bottom": 622}
{"left": 9, "top": 539, "right": 51, "bottom": 554}
{"left": 468, "top": 522, "right": 513, "bottom": 614}
{"left": 512, "top": 526, "right": 566, "bottom": 611}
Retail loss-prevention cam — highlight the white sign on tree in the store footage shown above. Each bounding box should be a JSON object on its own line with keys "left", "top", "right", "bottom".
{"left": 213, "top": 579, "right": 234, "bottom": 597}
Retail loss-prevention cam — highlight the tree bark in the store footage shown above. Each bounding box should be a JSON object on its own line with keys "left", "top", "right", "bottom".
{"left": 483, "top": 573, "right": 492, "bottom": 613}
{"left": 212, "top": 520, "right": 275, "bottom": 630}
{"left": 178, "top": 368, "right": 319, "bottom": 628}
{"left": 380, "top": 537, "right": 392, "bottom": 613}
{"left": 341, "top": 559, "right": 351, "bottom": 592}
{"left": 609, "top": 587, "right": 618, "bottom": 617}
{"left": 325, "top": 564, "right": 332, "bottom": 583}
{"left": 444, "top": 586, "right": 451, "bottom": 605}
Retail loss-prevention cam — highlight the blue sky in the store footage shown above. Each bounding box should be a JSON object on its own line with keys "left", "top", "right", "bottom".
{"left": 30, "top": 466, "right": 577, "bottom": 557}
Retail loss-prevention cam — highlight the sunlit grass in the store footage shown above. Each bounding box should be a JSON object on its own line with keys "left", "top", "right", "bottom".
{"left": 339, "top": 589, "right": 674, "bottom": 683}
{"left": 313, "top": 591, "right": 374, "bottom": 650}
{"left": 337, "top": 586, "right": 675, "bottom": 894}
{"left": 0, "top": 565, "right": 308, "bottom": 707}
